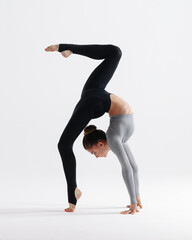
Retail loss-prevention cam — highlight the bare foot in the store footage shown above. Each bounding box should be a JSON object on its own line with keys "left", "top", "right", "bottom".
{"left": 45, "top": 44, "right": 59, "bottom": 52}
{"left": 45, "top": 45, "right": 72, "bottom": 58}
{"left": 65, "top": 203, "right": 76, "bottom": 212}
{"left": 64, "top": 187, "right": 82, "bottom": 213}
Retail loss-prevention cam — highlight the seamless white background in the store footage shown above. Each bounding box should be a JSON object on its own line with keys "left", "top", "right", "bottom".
{"left": 0, "top": 0, "right": 192, "bottom": 239}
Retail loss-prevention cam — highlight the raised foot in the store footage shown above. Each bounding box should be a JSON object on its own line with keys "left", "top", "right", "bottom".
{"left": 45, "top": 44, "right": 59, "bottom": 52}
{"left": 64, "top": 187, "right": 82, "bottom": 213}
{"left": 45, "top": 45, "right": 72, "bottom": 58}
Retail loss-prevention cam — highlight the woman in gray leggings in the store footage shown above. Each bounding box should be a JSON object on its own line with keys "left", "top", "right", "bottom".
{"left": 83, "top": 96, "right": 143, "bottom": 215}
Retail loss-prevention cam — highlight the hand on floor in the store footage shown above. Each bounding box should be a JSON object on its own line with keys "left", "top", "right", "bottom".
{"left": 121, "top": 203, "right": 139, "bottom": 215}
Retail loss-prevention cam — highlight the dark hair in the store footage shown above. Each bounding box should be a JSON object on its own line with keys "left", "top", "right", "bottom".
{"left": 83, "top": 125, "right": 107, "bottom": 149}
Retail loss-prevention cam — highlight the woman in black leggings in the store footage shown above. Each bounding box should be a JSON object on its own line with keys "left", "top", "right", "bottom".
{"left": 45, "top": 43, "right": 142, "bottom": 214}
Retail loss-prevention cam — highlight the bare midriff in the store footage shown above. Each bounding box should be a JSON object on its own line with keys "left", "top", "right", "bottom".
{"left": 108, "top": 94, "right": 134, "bottom": 117}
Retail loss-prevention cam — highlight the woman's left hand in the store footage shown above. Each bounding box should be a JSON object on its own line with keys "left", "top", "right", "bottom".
{"left": 120, "top": 203, "right": 139, "bottom": 215}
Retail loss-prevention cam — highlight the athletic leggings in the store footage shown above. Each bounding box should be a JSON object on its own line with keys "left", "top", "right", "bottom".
{"left": 57, "top": 44, "right": 122, "bottom": 205}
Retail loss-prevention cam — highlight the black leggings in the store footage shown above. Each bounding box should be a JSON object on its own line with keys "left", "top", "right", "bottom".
{"left": 57, "top": 44, "right": 122, "bottom": 205}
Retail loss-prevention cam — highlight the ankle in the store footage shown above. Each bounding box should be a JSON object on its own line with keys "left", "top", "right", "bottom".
{"left": 69, "top": 203, "right": 76, "bottom": 209}
{"left": 55, "top": 44, "right": 59, "bottom": 51}
{"left": 61, "top": 50, "right": 72, "bottom": 58}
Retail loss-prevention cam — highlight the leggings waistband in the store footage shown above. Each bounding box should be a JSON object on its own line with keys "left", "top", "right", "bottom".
{"left": 109, "top": 113, "right": 134, "bottom": 119}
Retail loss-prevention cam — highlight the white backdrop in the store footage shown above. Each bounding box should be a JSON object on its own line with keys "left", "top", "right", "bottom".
{"left": 0, "top": 0, "right": 192, "bottom": 239}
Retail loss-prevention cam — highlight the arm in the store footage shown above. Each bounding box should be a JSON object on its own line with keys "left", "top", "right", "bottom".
{"left": 106, "top": 135, "right": 137, "bottom": 205}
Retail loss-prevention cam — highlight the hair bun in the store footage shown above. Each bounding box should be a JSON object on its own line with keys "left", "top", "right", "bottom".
{"left": 84, "top": 125, "right": 97, "bottom": 136}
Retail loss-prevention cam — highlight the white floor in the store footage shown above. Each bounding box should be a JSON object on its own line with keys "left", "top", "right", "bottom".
{"left": 0, "top": 176, "right": 192, "bottom": 240}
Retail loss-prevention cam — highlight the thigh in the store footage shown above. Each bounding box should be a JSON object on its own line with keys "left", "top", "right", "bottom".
{"left": 81, "top": 51, "right": 121, "bottom": 96}
{"left": 58, "top": 101, "right": 93, "bottom": 146}
{"left": 122, "top": 115, "right": 135, "bottom": 143}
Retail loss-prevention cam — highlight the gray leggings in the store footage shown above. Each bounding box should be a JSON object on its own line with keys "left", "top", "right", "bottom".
{"left": 106, "top": 113, "right": 140, "bottom": 204}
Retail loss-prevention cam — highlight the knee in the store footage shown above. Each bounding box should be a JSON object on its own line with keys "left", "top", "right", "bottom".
{"left": 109, "top": 44, "right": 122, "bottom": 58}
{"left": 57, "top": 138, "right": 72, "bottom": 154}
{"left": 57, "top": 140, "right": 64, "bottom": 154}
{"left": 114, "top": 46, "right": 122, "bottom": 58}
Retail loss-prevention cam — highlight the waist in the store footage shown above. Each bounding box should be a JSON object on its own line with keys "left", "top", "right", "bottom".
{"left": 109, "top": 113, "right": 134, "bottom": 119}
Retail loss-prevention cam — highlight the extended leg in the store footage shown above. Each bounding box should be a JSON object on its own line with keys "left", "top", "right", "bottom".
{"left": 58, "top": 44, "right": 122, "bottom": 96}
{"left": 58, "top": 101, "right": 92, "bottom": 206}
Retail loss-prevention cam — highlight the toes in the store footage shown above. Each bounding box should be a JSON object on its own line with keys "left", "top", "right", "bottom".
{"left": 45, "top": 46, "right": 52, "bottom": 51}
{"left": 65, "top": 208, "right": 70, "bottom": 212}
{"left": 65, "top": 208, "right": 75, "bottom": 212}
